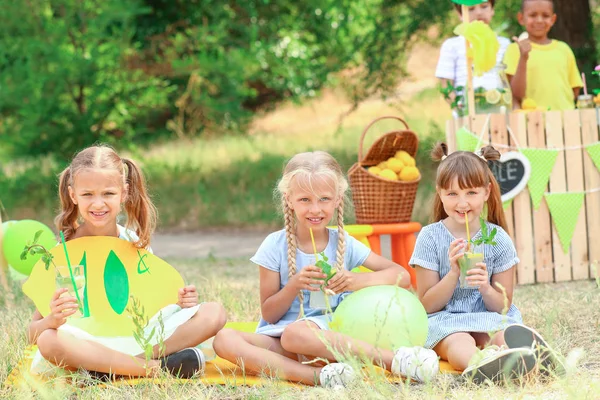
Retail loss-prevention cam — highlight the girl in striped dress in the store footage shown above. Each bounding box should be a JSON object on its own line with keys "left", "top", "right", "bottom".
{"left": 409, "top": 143, "right": 536, "bottom": 383}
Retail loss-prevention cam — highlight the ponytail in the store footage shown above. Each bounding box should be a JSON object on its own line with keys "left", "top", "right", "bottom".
{"left": 54, "top": 167, "right": 79, "bottom": 241}
{"left": 122, "top": 158, "right": 157, "bottom": 249}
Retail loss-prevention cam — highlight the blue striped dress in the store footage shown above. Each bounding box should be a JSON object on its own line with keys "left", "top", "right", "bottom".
{"left": 409, "top": 221, "right": 523, "bottom": 349}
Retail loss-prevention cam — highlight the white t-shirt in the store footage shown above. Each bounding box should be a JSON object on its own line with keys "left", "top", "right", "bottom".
{"left": 435, "top": 35, "right": 510, "bottom": 90}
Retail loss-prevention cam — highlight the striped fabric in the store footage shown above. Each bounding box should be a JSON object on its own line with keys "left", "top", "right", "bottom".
{"left": 435, "top": 36, "right": 511, "bottom": 90}
{"left": 410, "top": 221, "right": 523, "bottom": 349}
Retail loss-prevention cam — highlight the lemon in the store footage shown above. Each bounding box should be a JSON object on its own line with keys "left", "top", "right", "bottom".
{"left": 485, "top": 89, "right": 501, "bottom": 105}
{"left": 398, "top": 166, "right": 420, "bottom": 181}
{"left": 377, "top": 161, "right": 388, "bottom": 170}
{"left": 387, "top": 157, "right": 404, "bottom": 173}
{"left": 378, "top": 169, "right": 398, "bottom": 181}
{"left": 394, "top": 150, "right": 416, "bottom": 167}
{"left": 502, "top": 91, "right": 512, "bottom": 105}
{"left": 367, "top": 166, "right": 382, "bottom": 175}
{"left": 522, "top": 98, "right": 537, "bottom": 110}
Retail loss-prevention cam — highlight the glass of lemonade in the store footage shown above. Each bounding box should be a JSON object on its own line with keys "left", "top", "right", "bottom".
{"left": 309, "top": 285, "right": 329, "bottom": 309}
{"left": 458, "top": 244, "right": 484, "bottom": 289}
{"left": 55, "top": 265, "right": 85, "bottom": 317}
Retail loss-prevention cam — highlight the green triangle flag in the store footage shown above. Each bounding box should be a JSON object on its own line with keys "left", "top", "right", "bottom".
{"left": 456, "top": 127, "right": 480, "bottom": 152}
{"left": 520, "top": 148, "right": 559, "bottom": 210}
{"left": 451, "top": 0, "right": 486, "bottom": 5}
{"left": 502, "top": 198, "right": 513, "bottom": 210}
{"left": 586, "top": 142, "right": 600, "bottom": 174}
{"left": 545, "top": 192, "right": 585, "bottom": 254}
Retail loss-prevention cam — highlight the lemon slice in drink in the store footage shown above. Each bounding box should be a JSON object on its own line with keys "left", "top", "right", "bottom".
{"left": 502, "top": 91, "right": 512, "bottom": 105}
{"left": 485, "top": 89, "right": 501, "bottom": 105}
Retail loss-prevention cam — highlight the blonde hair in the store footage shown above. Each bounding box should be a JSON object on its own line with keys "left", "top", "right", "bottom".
{"left": 430, "top": 142, "right": 507, "bottom": 231}
{"left": 55, "top": 144, "right": 158, "bottom": 248}
{"left": 276, "top": 151, "right": 349, "bottom": 317}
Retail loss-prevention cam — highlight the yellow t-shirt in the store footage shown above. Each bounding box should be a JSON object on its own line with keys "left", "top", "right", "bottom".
{"left": 503, "top": 40, "right": 582, "bottom": 111}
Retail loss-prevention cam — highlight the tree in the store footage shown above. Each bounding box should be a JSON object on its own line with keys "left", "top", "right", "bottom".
{"left": 551, "top": 0, "right": 597, "bottom": 75}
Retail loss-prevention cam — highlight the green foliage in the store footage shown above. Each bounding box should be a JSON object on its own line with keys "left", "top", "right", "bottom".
{"left": 0, "top": 0, "right": 173, "bottom": 158}
{"left": 470, "top": 215, "right": 498, "bottom": 246}
{"left": 315, "top": 252, "right": 335, "bottom": 284}
{"left": 20, "top": 230, "right": 56, "bottom": 270}
{"left": 128, "top": 296, "right": 166, "bottom": 362}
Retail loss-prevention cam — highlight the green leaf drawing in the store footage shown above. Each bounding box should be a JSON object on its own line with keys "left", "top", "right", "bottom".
{"left": 103, "top": 250, "right": 130, "bottom": 315}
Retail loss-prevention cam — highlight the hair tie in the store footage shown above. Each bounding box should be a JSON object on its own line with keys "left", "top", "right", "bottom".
{"left": 441, "top": 155, "right": 448, "bottom": 161}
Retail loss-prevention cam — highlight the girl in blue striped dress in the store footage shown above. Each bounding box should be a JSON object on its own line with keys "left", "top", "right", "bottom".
{"left": 409, "top": 143, "right": 536, "bottom": 383}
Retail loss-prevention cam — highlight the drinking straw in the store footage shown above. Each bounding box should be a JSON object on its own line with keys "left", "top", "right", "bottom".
{"left": 309, "top": 228, "right": 319, "bottom": 260}
{"left": 582, "top": 72, "right": 588, "bottom": 96}
{"left": 60, "top": 231, "right": 82, "bottom": 309}
{"left": 465, "top": 212, "right": 471, "bottom": 252}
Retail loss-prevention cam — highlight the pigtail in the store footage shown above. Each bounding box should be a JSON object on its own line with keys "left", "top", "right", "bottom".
{"left": 283, "top": 200, "right": 304, "bottom": 318}
{"left": 122, "top": 158, "right": 158, "bottom": 249}
{"left": 335, "top": 201, "right": 346, "bottom": 272}
{"left": 54, "top": 167, "right": 79, "bottom": 241}
{"left": 431, "top": 142, "right": 449, "bottom": 162}
{"left": 479, "top": 146, "right": 508, "bottom": 231}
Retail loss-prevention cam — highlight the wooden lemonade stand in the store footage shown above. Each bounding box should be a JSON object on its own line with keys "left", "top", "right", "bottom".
{"left": 446, "top": 110, "right": 600, "bottom": 285}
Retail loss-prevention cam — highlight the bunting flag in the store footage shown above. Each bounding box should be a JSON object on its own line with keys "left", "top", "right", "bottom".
{"left": 456, "top": 127, "right": 480, "bottom": 152}
{"left": 586, "top": 142, "right": 600, "bottom": 174}
{"left": 520, "top": 148, "right": 559, "bottom": 210}
{"left": 544, "top": 192, "right": 585, "bottom": 254}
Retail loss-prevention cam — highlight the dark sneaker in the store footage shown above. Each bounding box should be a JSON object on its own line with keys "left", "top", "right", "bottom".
{"left": 160, "top": 347, "right": 205, "bottom": 378}
{"left": 462, "top": 347, "right": 536, "bottom": 384}
{"left": 504, "top": 324, "right": 566, "bottom": 376}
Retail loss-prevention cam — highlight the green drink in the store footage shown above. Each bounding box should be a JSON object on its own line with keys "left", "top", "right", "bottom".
{"left": 458, "top": 245, "right": 484, "bottom": 289}
{"left": 55, "top": 265, "right": 85, "bottom": 318}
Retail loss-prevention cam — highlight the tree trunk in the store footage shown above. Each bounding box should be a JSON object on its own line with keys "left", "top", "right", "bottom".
{"left": 551, "top": 0, "right": 597, "bottom": 76}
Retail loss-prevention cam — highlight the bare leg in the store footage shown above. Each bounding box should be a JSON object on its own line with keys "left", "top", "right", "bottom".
{"left": 434, "top": 332, "right": 478, "bottom": 371}
{"left": 280, "top": 320, "right": 395, "bottom": 370}
{"left": 471, "top": 330, "right": 505, "bottom": 348}
{"left": 37, "top": 329, "right": 159, "bottom": 376}
{"left": 213, "top": 328, "right": 322, "bottom": 385}
{"left": 150, "top": 302, "right": 227, "bottom": 358}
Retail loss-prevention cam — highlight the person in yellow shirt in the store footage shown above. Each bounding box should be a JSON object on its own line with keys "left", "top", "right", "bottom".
{"left": 503, "top": 0, "right": 582, "bottom": 110}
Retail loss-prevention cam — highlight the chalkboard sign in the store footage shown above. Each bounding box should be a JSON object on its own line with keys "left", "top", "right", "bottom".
{"left": 488, "top": 151, "right": 531, "bottom": 202}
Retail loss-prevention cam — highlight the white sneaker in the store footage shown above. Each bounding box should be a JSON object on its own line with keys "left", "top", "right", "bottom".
{"left": 504, "top": 324, "right": 566, "bottom": 377}
{"left": 391, "top": 346, "right": 439, "bottom": 382}
{"left": 462, "top": 347, "right": 536, "bottom": 384}
{"left": 319, "top": 362, "right": 356, "bottom": 389}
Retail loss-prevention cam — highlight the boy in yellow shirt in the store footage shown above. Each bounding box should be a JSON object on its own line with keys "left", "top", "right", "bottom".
{"left": 504, "top": 0, "right": 582, "bottom": 110}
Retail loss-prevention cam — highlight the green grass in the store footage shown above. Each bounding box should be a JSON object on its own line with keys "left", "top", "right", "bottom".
{"left": 0, "top": 87, "right": 447, "bottom": 230}
{"left": 2, "top": 257, "right": 600, "bottom": 398}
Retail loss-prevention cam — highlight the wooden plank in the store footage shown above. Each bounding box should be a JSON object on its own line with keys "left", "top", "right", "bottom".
{"left": 528, "top": 111, "right": 554, "bottom": 283}
{"left": 446, "top": 119, "right": 457, "bottom": 153}
{"left": 509, "top": 112, "right": 535, "bottom": 284}
{"left": 489, "top": 113, "right": 514, "bottom": 238}
{"left": 581, "top": 109, "right": 600, "bottom": 278}
{"left": 564, "top": 111, "right": 589, "bottom": 280}
{"left": 546, "top": 111, "right": 571, "bottom": 282}
{"left": 470, "top": 114, "right": 490, "bottom": 147}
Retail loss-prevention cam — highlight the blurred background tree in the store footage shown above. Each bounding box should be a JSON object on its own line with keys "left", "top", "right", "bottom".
{"left": 0, "top": 0, "right": 597, "bottom": 158}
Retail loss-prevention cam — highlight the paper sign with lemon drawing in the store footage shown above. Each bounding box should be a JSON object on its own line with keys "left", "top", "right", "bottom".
{"left": 23, "top": 236, "right": 184, "bottom": 337}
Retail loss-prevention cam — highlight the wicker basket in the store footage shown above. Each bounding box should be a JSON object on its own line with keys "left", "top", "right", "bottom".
{"left": 348, "top": 116, "right": 421, "bottom": 224}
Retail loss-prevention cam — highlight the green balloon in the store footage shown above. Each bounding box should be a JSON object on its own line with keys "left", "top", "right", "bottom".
{"left": 2, "top": 220, "right": 18, "bottom": 233}
{"left": 331, "top": 286, "right": 428, "bottom": 350}
{"left": 2, "top": 220, "right": 56, "bottom": 276}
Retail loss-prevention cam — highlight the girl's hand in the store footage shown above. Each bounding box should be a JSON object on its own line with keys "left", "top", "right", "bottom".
{"left": 46, "top": 288, "right": 79, "bottom": 329}
{"left": 466, "top": 262, "right": 490, "bottom": 290}
{"left": 289, "top": 265, "right": 327, "bottom": 292}
{"left": 177, "top": 285, "right": 199, "bottom": 308}
{"left": 448, "top": 239, "right": 466, "bottom": 277}
{"left": 325, "top": 269, "right": 356, "bottom": 294}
